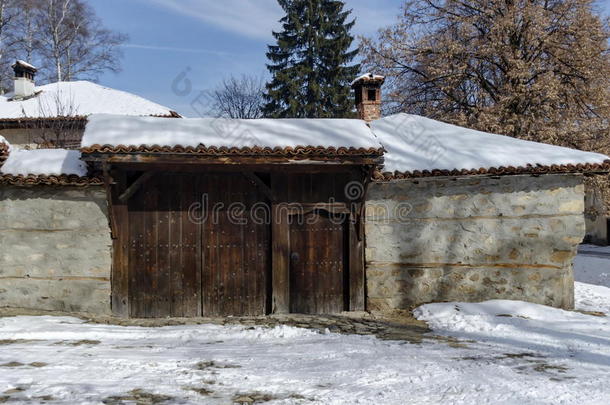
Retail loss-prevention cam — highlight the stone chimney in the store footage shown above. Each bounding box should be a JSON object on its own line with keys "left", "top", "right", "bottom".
{"left": 12, "top": 60, "right": 37, "bottom": 99}
{"left": 352, "top": 73, "right": 385, "bottom": 122}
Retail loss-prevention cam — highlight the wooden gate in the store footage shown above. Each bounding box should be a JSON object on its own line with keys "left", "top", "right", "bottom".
{"left": 289, "top": 210, "right": 347, "bottom": 314}
{"left": 127, "top": 172, "right": 269, "bottom": 318}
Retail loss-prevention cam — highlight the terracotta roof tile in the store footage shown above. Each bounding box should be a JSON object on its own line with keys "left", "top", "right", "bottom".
{"left": 373, "top": 161, "right": 610, "bottom": 180}
{"left": 80, "top": 144, "right": 385, "bottom": 157}
{"left": 0, "top": 174, "right": 103, "bottom": 187}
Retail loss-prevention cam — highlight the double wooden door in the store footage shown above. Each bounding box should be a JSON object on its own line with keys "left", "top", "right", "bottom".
{"left": 127, "top": 173, "right": 270, "bottom": 318}
{"left": 121, "top": 171, "right": 359, "bottom": 318}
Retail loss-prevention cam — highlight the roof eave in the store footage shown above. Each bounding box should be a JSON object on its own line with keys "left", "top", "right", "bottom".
{"left": 373, "top": 161, "right": 610, "bottom": 181}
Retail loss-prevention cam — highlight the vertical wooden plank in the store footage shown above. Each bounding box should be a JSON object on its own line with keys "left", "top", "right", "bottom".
{"left": 168, "top": 174, "right": 184, "bottom": 316}
{"left": 200, "top": 174, "right": 209, "bottom": 316}
{"left": 272, "top": 203, "right": 290, "bottom": 314}
{"left": 110, "top": 169, "right": 130, "bottom": 318}
{"left": 128, "top": 175, "right": 145, "bottom": 318}
{"left": 349, "top": 214, "right": 366, "bottom": 311}
{"left": 155, "top": 175, "right": 171, "bottom": 317}
{"left": 142, "top": 183, "right": 157, "bottom": 318}
{"left": 182, "top": 173, "right": 201, "bottom": 317}
{"left": 194, "top": 173, "right": 203, "bottom": 317}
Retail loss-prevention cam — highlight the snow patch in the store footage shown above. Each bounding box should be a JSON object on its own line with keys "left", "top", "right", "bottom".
{"left": 371, "top": 113, "right": 609, "bottom": 173}
{"left": 0, "top": 149, "right": 86, "bottom": 176}
{"left": 351, "top": 73, "right": 385, "bottom": 86}
{"left": 15, "top": 60, "right": 36, "bottom": 70}
{"left": 575, "top": 282, "right": 610, "bottom": 315}
{"left": 415, "top": 293, "right": 610, "bottom": 380}
{"left": 82, "top": 114, "right": 382, "bottom": 149}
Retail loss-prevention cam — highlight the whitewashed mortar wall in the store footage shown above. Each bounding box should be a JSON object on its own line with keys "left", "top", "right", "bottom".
{"left": 365, "top": 174, "right": 585, "bottom": 310}
{"left": 0, "top": 186, "right": 112, "bottom": 314}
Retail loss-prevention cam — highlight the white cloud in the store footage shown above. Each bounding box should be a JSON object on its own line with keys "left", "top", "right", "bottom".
{"left": 122, "top": 43, "right": 233, "bottom": 56}
{"left": 147, "top": 0, "right": 283, "bottom": 40}
{"left": 147, "top": 0, "right": 399, "bottom": 40}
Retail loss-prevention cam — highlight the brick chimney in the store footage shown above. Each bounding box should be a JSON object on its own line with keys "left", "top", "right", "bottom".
{"left": 0, "top": 140, "right": 9, "bottom": 168}
{"left": 352, "top": 73, "right": 385, "bottom": 122}
{"left": 12, "top": 60, "right": 37, "bottom": 99}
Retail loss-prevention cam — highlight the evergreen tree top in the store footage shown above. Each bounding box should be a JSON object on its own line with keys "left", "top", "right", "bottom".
{"left": 264, "top": 0, "right": 361, "bottom": 119}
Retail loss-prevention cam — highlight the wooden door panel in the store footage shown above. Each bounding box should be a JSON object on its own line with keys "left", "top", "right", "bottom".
{"left": 201, "top": 174, "right": 269, "bottom": 317}
{"left": 289, "top": 211, "right": 346, "bottom": 314}
{"left": 128, "top": 173, "right": 201, "bottom": 318}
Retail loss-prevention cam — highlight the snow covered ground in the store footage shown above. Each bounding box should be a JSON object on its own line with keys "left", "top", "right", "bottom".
{"left": 0, "top": 251, "right": 609, "bottom": 404}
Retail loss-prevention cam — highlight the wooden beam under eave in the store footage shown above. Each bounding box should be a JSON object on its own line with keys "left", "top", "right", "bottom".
{"left": 119, "top": 171, "right": 154, "bottom": 203}
{"left": 242, "top": 171, "right": 275, "bottom": 202}
{"left": 80, "top": 153, "right": 383, "bottom": 167}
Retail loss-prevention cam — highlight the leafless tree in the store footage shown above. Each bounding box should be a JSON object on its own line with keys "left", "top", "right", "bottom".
{"left": 0, "top": 0, "right": 126, "bottom": 85}
{"left": 361, "top": 0, "right": 610, "bottom": 152}
{"left": 0, "top": 0, "right": 19, "bottom": 92}
{"left": 13, "top": 0, "right": 40, "bottom": 63}
{"left": 209, "top": 75, "right": 265, "bottom": 119}
{"left": 17, "top": 88, "right": 84, "bottom": 148}
{"left": 34, "top": 0, "right": 126, "bottom": 82}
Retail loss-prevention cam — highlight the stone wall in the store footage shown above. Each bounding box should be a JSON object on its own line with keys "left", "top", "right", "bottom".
{"left": 365, "top": 174, "right": 585, "bottom": 311}
{"left": 0, "top": 128, "right": 84, "bottom": 149}
{"left": 0, "top": 186, "right": 112, "bottom": 314}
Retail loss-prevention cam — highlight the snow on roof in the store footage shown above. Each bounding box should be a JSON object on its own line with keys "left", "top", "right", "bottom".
{"left": 0, "top": 149, "right": 87, "bottom": 176}
{"left": 371, "top": 113, "right": 609, "bottom": 175}
{"left": 0, "top": 81, "right": 176, "bottom": 119}
{"left": 82, "top": 114, "right": 382, "bottom": 150}
{"left": 351, "top": 73, "right": 385, "bottom": 86}
{"left": 14, "top": 60, "right": 37, "bottom": 70}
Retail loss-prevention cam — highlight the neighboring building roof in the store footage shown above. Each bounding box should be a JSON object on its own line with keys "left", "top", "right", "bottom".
{"left": 81, "top": 114, "right": 384, "bottom": 157}
{"left": 0, "top": 81, "right": 179, "bottom": 120}
{"left": 0, "top": 146, "right": 99, "bottom": 186}
{"left": 1, "top": 149, "right": 86, "bottom": 176}
{"left": 371, "top": 113, "right": 610, "bottom": 179}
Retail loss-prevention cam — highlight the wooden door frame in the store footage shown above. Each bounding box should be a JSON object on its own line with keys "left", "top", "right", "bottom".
{"left": 103, "top": 164, "right": 370, "bottom": 318}
{"left": 271, "top": 204, "right": 366, "bottom": 314}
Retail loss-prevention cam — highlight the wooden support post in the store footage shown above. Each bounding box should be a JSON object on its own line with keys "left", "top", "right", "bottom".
{"left": 108, "top": 168, "right": 130, "bottom": 318}
{"left": 271, "top": 203, "right": 290, "bottom": 314}
{"left": 348, "top": 216, "right": 365, "bottom": 311}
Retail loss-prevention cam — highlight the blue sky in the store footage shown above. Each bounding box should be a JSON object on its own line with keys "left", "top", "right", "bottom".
{"left": 90, "top": 0, "right": 610, "bottom": 117}
{"left": 90, "top": 0, "right": 401, "bottom": 117}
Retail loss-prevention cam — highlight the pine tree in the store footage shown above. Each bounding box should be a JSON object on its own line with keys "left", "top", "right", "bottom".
{"left": 263, "top": 0, "right": 360, "bottom": 118}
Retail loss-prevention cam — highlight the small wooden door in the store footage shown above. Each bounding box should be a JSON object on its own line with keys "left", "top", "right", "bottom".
{"left": 289, "top": 210, "right": 347, "bottom": 314}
